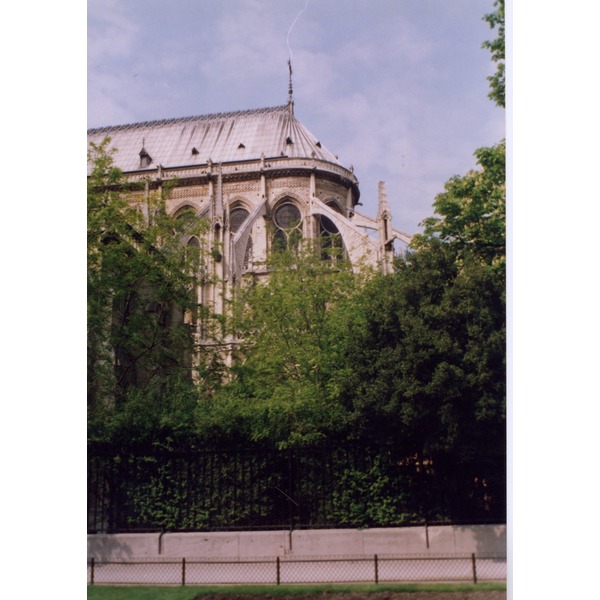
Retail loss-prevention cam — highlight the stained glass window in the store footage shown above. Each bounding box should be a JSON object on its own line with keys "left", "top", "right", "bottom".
{"left": 273, "top": 202, "right": 302, "bottom": 251}
{"left": 230, "top": 207, "right": 250, "bottom": 233}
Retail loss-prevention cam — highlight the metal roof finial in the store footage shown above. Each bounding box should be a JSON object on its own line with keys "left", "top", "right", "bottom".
{"left": 286, "top": 0, "right": 309, "bottom": 114}
{"left": 288, "top": 59, "right": 294, "bottom": 114}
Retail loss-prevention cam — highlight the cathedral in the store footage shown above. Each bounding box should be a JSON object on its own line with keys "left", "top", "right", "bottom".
{"left": 87, "top": 95, "right": 411, "bottom": 364}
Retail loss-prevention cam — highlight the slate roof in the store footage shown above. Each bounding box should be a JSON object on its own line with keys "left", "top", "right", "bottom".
{"left": 87, "top": 104, "right": 342, "bottom": 173}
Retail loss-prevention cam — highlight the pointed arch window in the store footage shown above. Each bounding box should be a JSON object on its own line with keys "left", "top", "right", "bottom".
{"left": 319, "top": 215, "right": 345, "bottom": 262}
{"left": 230, "top": 207, "right": 250, "bottom": 233}
{"left": 174, "top": 205, "right": 198, "bottom": 222}
{"left": 173, "top": 206, "right": 200, "bottom": 245}
{"left": 186, "top": 235, "right": 201, "bottom": 268}
{"left": 184, "top": 236, "right": 201, "bottom": 326}
{"left": 273, "top": 201, "right": 302, "bottom": 251}
{"left": 229, "top": 206, "right": 253, "bottom": 270}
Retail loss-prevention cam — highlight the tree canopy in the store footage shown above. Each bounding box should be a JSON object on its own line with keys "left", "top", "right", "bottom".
{"left": 196, "top": 247, "right": 363, "bottom": 448}
{"left": 88, "top": 0, "right": 507, "bottom": 523}
{"left": 87, "top": 138, "right": 213, "bottom": 445}
{"left": 338, "top": 242, "right": 505, "bottom": 519}
{"left": 482, "top": 0, "right": 505, "bottom": 108}
{"left": 415, "top": 140, "right": 506, "bottom": 275}
{"left": 88, "top": 135, "right": 506, "bottom": 523}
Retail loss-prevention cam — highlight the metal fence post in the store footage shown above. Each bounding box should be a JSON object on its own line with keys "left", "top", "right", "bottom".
{"left": 182, "top": 557, "right": 186, "bottom": 586}
{"left": 374, "top": 554, "right": 379, "bottom": 584}
{"left": 276, "top": 556, "right": 281, "bottom": 585}
{"left": 471, "top": 553, "right": 477, "bottom": 584}
{"left": 90, "top": 557, "right": 95, "bottom": 585}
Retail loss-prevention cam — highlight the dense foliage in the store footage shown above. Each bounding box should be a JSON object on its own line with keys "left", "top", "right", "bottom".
{"left": 88, "top": 141, "right": 505, "bottom": 528}
{"left": 89, "top": 8, "right": 506, "bottom": 525}
{"left": 196, "top": 248, "right": 362, "bottom": 448}
{"left": 482, "top": 0, "right": 505, "bottom": 108}
{"left": 87, "top": 139, "right": 213, "bottom": 447}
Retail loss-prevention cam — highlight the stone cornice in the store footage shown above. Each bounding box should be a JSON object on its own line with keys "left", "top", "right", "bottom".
{"left": 121, "top": 156, "right": 361, "bottom": 204}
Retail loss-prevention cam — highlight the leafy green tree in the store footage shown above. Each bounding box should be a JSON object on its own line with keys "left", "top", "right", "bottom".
{"left": 482, "top": 0, "right": 505, "bottom": 108}
{"left": 197, "top": 247, "right": 363, "bottom": 448}
{"left": 340, "top": 141, "right": 506, "bottom": 520}
{"left": 341, "top": 244, "right": 505, "bottom": 520}
{"left": 88, "top": 138, "right": 213, "bottom": 444}
{"left": 416, "top": 140, "right": 506, "bottom": 276}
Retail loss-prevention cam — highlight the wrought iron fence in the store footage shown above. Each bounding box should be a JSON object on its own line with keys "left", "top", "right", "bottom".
{"left": 87, "top": 553, "right": 507, "bottom": 585}
{"left": 88, "top": 444, "right": 506, "bottom": 533}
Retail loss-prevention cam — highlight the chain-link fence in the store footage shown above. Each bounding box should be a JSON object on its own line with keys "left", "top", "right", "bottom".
{"left": 87, "top": 553, "right": 506, "bottom": 585}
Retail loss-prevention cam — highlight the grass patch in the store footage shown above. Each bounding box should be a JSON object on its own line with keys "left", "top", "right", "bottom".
{"left": 88, "top": 582, "right": 506, "bottom": 600}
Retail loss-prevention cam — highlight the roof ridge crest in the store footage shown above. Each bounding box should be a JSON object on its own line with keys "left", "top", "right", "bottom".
{"left": 87, "top": 104, "right": 289, "bottom": 135}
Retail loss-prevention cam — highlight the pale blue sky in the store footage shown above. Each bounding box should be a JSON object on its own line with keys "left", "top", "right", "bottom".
{"left": 88, "top": 0, "right": 505, "bottom": 235}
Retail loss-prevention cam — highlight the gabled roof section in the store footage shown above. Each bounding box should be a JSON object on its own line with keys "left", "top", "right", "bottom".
{"left": 87, "top": 105, "right": 341, "bottom": 173}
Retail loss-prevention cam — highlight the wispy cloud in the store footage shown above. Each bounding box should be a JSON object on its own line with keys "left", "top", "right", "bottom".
{"left": 87, "top": 0, "right": 505, "bottom": 232}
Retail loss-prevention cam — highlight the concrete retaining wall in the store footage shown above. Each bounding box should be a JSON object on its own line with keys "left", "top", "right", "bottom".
{"left": 88, "top": 524, "right": 506, "bottom": 561}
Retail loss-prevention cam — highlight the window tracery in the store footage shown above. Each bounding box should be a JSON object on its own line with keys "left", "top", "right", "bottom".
{"left": 229, "top": 207, "right": 250, "bottom": 233}
{"left": 273, "top": 201, "right": 302, "bottom": 251}
{"left": 319, "top": 215, "right": 344, "bottom": 261}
